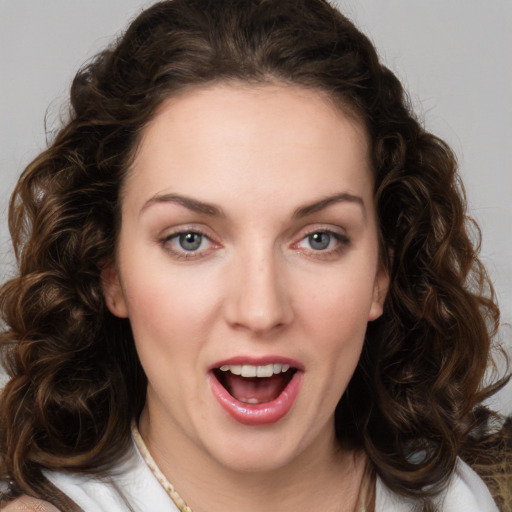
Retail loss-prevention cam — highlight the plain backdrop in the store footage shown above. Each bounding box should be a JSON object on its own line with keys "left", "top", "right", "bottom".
{"left": 0, "top": 0, "right": 511, "bottom": 412}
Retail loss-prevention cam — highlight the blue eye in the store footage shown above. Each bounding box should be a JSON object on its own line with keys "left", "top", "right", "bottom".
{"left": 295, "top": 229, "right": 349, "bottom": 257}
{"left": 177, "top": 232, "right": 203, "bottom": 251}
{"left": 307, "top": 232, "right": 332, "bottom": 251}
{"left": 161, "top": 230, "right": 212, "bottom": 258}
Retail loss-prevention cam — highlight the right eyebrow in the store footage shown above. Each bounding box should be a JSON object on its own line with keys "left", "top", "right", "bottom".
{"left": 139, "top": 193, "right": 225, "bottom": 217}
{"left": 293, "top": 192, "right": 366, "bottom": 220}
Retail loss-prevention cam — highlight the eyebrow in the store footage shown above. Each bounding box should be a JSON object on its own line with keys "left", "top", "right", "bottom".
{"left": 293, "top": 192, "right": 366, "bottom": 220}
{"left": 140, "top": 193, "right": 224, "bottom": 217}
{"left": 140, "top": 191, "right": 365, "bottom": 220}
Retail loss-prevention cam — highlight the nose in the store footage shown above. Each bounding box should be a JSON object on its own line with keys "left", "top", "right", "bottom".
{"left": 224, "top": 248, "right": 293, "bottom": 336}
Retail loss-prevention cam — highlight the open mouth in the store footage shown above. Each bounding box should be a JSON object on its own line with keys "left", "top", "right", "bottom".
{"left": 213, "top": 363, "right": 297, "bottom": 405}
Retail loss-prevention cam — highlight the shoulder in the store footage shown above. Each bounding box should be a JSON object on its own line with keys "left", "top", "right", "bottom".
{"left": 41, "top": 442, "right": 179, "bottom": 512}
{"left": 375, "top": 458, "right": 499, "bottom": 512}
{"left": 439, "top": 459, "right": 500, "bottom": 511}
{"left": 1, "top": 495, "right": 61, "bottom": 512}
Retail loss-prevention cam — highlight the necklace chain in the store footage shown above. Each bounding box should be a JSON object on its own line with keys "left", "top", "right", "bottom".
{"left": 131, "top": 420, "right": 369, "bottom": 512}
{"left": 131, "top": 421, "right": 194, "bottom": 512}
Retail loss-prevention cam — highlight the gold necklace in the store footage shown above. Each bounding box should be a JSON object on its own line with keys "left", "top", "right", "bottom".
{"left": 131, "top": 420, "right": 369, "bottom": 512}
{"left": 131, "top": 421, "right": 194, "bottom": 512}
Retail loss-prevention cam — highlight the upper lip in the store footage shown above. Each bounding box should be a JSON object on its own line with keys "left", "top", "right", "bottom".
{"left": 209, "top": 355, "right": 304, "bottom": 372}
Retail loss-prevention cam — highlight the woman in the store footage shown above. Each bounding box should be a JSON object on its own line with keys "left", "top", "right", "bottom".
{"left": 0, "top": 0, "right": 508, "bottom": 510}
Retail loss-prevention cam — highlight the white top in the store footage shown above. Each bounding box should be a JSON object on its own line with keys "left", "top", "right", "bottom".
{"left": 3, "top": 445, "right": 499, "bottom": 512}
{"left": 375, "top": 460, "right": 499, "bottom": 512}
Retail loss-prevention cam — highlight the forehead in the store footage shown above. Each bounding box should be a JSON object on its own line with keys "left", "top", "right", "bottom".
{"left": 125, "top": 83, "right": 372, "bottom": 213}
{"left": 140, "top": 82, "right": 368, "bottom": 152}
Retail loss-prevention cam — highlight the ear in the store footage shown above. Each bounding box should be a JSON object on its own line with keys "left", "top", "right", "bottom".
{"left": 368, "top": 266, "right": 390, "bottom": 321}
{"left": 101, "top": 263, "right": 129, "bottom": 318}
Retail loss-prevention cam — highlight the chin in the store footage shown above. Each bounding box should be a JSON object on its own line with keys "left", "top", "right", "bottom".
{"left": 197, "top": 421, "right": 313, "bottom": 475}
{"left": 213, "top": 445, "right": 301, "bottom": 474}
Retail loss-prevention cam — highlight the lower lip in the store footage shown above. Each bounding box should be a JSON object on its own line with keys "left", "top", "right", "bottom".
{"left": 208, "top": 371, "right": 303, "bottom": 426}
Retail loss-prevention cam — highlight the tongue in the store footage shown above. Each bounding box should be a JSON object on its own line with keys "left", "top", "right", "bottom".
{"left": 224, "top": 373, "right": 288, "bottom": 404}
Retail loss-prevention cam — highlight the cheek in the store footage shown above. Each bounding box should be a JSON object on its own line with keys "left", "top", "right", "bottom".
{"left": 298, "top": 271, "right": 376, "bottom": 335}
{"left": 296, "top": 275, "right": 372, "bottom": 420}
{"left": 294, "top": 268, "right": 376, "bottom": 388}
{"left": 120, "top": 261, "right": 223, "bottom": 353}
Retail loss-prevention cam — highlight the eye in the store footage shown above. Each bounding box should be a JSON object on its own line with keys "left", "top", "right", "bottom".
{"left": 293, "top": 229, "right": 350, "bottom": 259}
{"left": 176, "top": 232, "right": 204, "bottom": 251}
{"left": 299, "top": 230, "right": 346, "bottom": 251}
{"left": 160, "top": 229, "right": 217, "bottom": 260}
{"left": 306, "top": 232, "right": 333, "bottom": 251}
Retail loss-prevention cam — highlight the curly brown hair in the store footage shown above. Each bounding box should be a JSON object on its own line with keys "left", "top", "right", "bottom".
{"left": 0, "top": 0, "right": 507, "bottom": 509}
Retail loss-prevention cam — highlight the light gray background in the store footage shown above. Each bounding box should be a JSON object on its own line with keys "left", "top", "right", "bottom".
{"left": 1, "top": 1, "right": 511, "bottom": 413}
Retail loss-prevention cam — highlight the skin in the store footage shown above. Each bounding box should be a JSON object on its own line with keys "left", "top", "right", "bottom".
{"left": 103, "top": 83, "right": 389, "bottom": 511}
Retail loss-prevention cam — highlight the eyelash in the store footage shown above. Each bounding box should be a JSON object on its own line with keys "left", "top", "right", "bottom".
{"left": 293, "top": 229, "right": 350, "bottom": 259}
{"left": 159, "top": 227, "right": 350, "bottom": 261}
{"left": 159, "top": 228, "right": 217, "bottom": 260}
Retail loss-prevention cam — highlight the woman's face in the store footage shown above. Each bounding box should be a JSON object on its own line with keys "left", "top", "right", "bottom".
{"left": 104, "top": 83, "right": 388, "bottom": 473}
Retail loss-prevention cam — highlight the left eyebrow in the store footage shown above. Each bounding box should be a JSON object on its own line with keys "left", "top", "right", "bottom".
{"left": 140, "top": 193, "right": 224, "bottom": 217}
{"left": 293, "top": 192, "right": 366, "bottom": 220}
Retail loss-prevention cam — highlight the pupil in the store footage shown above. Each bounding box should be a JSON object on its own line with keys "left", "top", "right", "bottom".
{"left": 309, "top": 232, "right": 330, "bottom": 250}
{"left": 179, "top": 232, "right": 202, "bottom": 251}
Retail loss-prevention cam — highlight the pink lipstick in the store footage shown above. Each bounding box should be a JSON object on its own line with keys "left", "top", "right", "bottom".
{"left": 208, "top": 357, "right": 303, "bottom": 426}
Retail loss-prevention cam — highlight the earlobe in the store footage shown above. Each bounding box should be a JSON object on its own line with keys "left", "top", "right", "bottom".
{"left": 101, "top": 264, "right": 129, "bottom": 318}
{"left": 368, "top": 267, "right": 390, "bottom": 321}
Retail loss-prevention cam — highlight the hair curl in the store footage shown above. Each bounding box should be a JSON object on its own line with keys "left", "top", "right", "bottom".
{"left": 0, "top": 0, "right": 507, "bottom": 509}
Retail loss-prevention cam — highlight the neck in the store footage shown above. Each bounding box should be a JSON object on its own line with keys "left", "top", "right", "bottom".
{"left": 138, "top": 410, "right": 367, "bottom": 512}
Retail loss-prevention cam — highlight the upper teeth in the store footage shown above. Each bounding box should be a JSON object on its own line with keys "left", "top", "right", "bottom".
{"left": 218, "top": 363, "right": 290, "bottom": 378}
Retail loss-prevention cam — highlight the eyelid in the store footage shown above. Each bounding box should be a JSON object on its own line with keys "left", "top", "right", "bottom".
{"left": 290, "top": 225, "right": 350, "bottom": 258}
{"left": 159, "top": 225, "right": 221, "bottom": 260}
{"left": 293, "top": 224, "right": 349, "bottom": 242}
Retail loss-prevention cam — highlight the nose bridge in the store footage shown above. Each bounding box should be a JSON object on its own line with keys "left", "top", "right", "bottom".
{"left": 225, "top": 238, "right": 291, "bottom": 334}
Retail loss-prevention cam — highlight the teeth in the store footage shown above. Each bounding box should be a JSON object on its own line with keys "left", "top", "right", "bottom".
{"left": 256, "top": 364, "right": 273, "bottom": 378}
{"left": 241, "top": 364, "right": 257, "bottom": 377}
{"left": 229, "top": 365, "right": 242, "bottom": 375}
{"left": 218, "top": 363, "right": 291, "bottom": 377}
